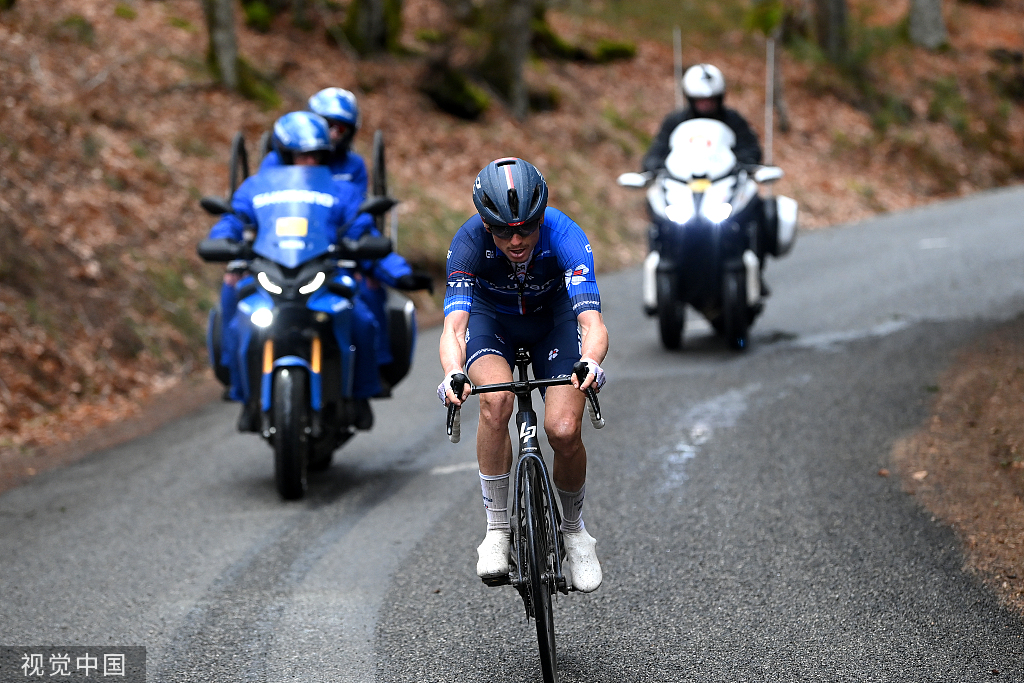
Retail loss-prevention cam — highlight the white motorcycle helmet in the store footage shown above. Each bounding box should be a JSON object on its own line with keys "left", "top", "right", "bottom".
{"left": 682, "top": 63, "right": 726, "bottom": 118}
{"left": 682, "top": 63, "right": 726, "bottom": 99}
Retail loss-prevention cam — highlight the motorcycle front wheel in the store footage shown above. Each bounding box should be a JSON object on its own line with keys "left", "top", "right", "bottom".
{"left": 273, "top": 368, "right": 310, "bottom": 500}
{"left": 656, "top": 273, "right": 684, "bottom": 350}
{"left": 721, "top": 271, "right": 749, "bottom": 351}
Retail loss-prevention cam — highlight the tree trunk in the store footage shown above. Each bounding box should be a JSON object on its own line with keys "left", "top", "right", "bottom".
{"left": 478, "top": 0, "right": 532, "bottom": 119}
{"left": 771, "top": 28, "right": 791, "bottom": 134}
{"left": 909, "top": 0, "right": 947, "bottom": 50}
{"left": 345, "top": 0, "right": 402, "bottom": 55}
{"left": 201, "top": 0, "right": 238, "bottom": 90}
{"left": 813, "top": 0, "right": 847, "bottom": 64}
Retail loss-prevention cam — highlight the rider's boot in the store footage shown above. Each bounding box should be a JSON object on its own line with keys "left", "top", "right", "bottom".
{"left": 562, "top": 528, "right": 602, "bottom": 593}
{"left": 476, "top": 528, "right": 511, "bottom": 579}
{"left": 355, "top": 398, "right": 374, "bottom": 431}
{"left": 237, "top": 399, "right": 260, "bottom": 433}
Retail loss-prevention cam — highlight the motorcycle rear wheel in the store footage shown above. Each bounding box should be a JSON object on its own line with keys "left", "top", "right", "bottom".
{"left": 722, "top": 271, "right": 749, "bottom": 351}
{"left": 273, "top": 368, "right": 310, "bottom": 500}
{"left": 656, "top": 273, "right": 684, "bottom": 350}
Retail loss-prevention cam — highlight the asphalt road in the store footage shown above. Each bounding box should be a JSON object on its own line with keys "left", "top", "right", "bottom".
{"left": 3, "top": 186, "right": 1024, "bottom": 682}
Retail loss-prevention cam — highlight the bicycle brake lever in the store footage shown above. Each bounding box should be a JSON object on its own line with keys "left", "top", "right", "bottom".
{"left": 585, "top": 388, "right": 605, "bottom": 429}
{"left": 446, "top": 404, "right": 461, "bottom": 443}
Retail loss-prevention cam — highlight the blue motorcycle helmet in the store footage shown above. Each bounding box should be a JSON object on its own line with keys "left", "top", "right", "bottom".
{"left": 472, "top": 157, "right": 549, "bottom": 240}
{"left": 272, "top": 111, "right": 333, "bottom": 166}
{"left": 308, "top": 87, "right": 360, "bottom": 155}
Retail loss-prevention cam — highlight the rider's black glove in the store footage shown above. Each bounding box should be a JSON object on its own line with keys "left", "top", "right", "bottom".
{"left": 396, "top": 272, "right": 434, "bottom": 294}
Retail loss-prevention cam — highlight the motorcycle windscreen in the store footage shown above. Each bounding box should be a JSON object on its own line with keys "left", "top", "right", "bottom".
{"left": 665, "top": 118, "right": 737, "bottom": 182}
{"left": 250, "top": 165, "right": 338, "bottom": 269}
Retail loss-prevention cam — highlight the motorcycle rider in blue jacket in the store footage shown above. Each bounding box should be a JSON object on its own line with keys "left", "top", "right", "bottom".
{"left": 209, "top": 111, "right": 382, "bottom": 431}
{"left": 258, "top": 88, "right": 431, "bottom": 378}
{"left": 259, "top": 87, "right": 369, "bottom": 192}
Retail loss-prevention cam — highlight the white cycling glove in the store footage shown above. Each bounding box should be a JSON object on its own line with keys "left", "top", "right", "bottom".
{"left": 578, "top": 358, "right": 606, "bottom": 390}
{"left": 438, "top": 369, "right": 471, "bottom": 406}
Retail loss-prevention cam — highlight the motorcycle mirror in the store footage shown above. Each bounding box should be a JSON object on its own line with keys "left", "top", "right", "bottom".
{"left": 358, "top": 195, "right": 398, "bottom": 217}
{"left": 753, "top": 166, "right": 784, "bottom": 184}
{"left": 616, "top": 172, "right": 651, "bottom": 189}
{"left": 339, "top": 235, "right": 393, "bottom": 260}
{"left": 200, "top": 195, "right": 232, "bottom": 215}
{"left": 197, "top": 238, "right": 247, "bottom": 262}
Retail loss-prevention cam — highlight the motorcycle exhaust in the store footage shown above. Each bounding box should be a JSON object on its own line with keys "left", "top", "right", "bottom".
{"left": 642, "top": 251, "right": 659, "bottom": 315}
{"left": 743, "top": 250, "right": 761, "bottom": 307}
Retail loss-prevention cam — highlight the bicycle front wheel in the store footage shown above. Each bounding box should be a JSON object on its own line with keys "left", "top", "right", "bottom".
{"left": 522, "top": 461, "right": 558, "bottom": 683}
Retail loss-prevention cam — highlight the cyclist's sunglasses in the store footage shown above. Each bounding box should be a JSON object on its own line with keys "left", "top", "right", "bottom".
{"left": 485, "top": 217, "right": 541, "bottom": 241}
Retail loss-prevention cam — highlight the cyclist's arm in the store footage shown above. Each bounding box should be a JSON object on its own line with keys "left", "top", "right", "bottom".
{"left": 439, "top": 310, "right": 471, "bottom": 405}
{"left": 576, "top": 309, "right": 608, "bottom": 391}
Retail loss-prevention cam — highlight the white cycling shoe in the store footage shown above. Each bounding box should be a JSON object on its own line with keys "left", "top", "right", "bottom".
{"left": 562, "top": 528, "right": 602, "bottom": 593}
{"left": 476, "top": 529, "right": 511, "bottom": 579}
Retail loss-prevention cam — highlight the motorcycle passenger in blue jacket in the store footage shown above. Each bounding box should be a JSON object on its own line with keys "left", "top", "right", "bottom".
{"left": 210, "top": 111, "right": 381, "bottom": 431}
{"left": 258, "top": 87, "right": 430, "bottom": 375}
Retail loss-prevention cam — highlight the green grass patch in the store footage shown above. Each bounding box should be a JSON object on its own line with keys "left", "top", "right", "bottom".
{"left": 593, "top": 39, "right": 636, "bottom": 63}
{"left": 175, "top": 136, "right": 214, "bottom": 158}
{"left": 146, "top": 260, "right": 206, "bottom": 345}
{"left": 563, "top": 0, "right": 749, "bottom": 49}
{"left": 168, "top": 16, "right": 195, "bottom": 31}
{"left": 114, "top": 3, "right": 137, "bottom": 20}
{"left": 243, "top": 0, "right": 274, "bottom": 33}
{"left": 49, "top": 14, "right": 95, "bottom": 46}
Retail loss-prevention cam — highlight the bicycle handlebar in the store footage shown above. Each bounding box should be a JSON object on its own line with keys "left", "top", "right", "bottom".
{"left": 445, "top": 362, "right": 604, "bottom": 444}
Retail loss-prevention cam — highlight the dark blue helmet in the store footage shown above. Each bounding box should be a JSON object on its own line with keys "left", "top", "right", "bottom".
{"left": 272, "top": 111, "right": 332, "bottom": 165}
{"left": 472, "top": 158, "right": 548, "bottom": 238}
{"left": 308, "top": 87, "right": 360, "bottom": 154}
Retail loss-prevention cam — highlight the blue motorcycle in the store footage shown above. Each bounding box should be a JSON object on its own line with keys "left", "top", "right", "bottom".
{"left": 618, "top": 118, "right": 797, "bottom": 351}
{"left": 198, "top": 165, "right": 403, "bottom": 499}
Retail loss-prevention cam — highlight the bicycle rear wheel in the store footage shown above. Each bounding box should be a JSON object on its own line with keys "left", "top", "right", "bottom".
{"left": 521, "top": 460, "right": 558, "bottom": 683}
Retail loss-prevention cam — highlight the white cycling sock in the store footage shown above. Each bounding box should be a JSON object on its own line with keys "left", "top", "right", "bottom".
{"left": 479, "top": 471, "right": 510, "bottom": 531}
{"left": 557, "top": 484, "right": 586, "bottom": 534}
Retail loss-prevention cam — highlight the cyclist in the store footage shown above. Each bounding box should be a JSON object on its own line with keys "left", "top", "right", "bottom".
{"left": 437, "top": 158, "right": 609, "bottom": 593}
{"left": 208, "top": 111, "right": 380, "bottom": 431}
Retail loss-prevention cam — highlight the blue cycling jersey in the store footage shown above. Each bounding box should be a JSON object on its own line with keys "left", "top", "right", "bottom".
{"left": 444, "top": 208, "right": 601, "bottom": 317}
{"left": 260, "top": 149, "right": 368, "bottom": 197}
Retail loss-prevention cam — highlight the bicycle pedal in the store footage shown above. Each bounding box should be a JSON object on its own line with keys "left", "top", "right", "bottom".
{"left": 481, "top": 574, "right": 511, "bottom": 587}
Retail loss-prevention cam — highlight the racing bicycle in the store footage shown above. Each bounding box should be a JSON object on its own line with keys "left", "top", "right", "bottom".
{"left": 445, "top": 349, "right": 604, "bottom": 683}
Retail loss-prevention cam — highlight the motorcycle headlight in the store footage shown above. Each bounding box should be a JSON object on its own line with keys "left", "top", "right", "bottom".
{"left": 298, "top": 271, "right": 327, "bottom": 295}
{"left": 664, "top": 202, "right": 695, "bottom": 224}
{"left": 251, "top": 307, "right": 274, "bottom": 328}
{"left": 704, "top": 202, "right": 733, "bottom": 224}
{"left": 257, "top": 271, "right": 283, "bottom": 295}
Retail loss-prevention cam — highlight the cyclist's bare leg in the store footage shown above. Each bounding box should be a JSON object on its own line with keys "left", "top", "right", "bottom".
{"left": 467, "top": 353, "right": 516, "bottom": 476}
{"left": 543, "top": 384, "right": 587, "bottom": 491}
{"left": 544, "top": 384, "right": 602, "bottom": 591}
{"left": 467, "top": 353, "right": 517, "bottom": 577}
